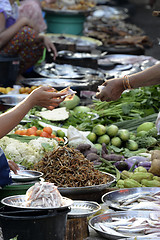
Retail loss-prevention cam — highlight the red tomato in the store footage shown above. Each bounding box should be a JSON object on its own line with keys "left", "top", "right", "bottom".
{"left": 31, "top": 126, "right": 37, "bottom": 131}
{"left": 50, "top": 134, "right": 56, "bottom": 138}
{"left": 43, "top": 127, "right": 52, "bottom": 135}
{"left": 26, "top": 128, "right": 37, "bottom": 136}
{"left": 36, "top": 130, "right": 42, "bottom": 136}
{"left": 15, "top": 130, "right": 23, "bottom": 135}
{"left": 40, "top": 131, "right": 50, "bottom": 138}
{"left": 20, "top": 129, "right": 28, "bottom": 135}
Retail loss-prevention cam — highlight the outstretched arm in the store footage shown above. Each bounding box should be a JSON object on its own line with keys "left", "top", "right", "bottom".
{"left": 96, "top": 63, "right": 160, "bottom": 102}
{"left": 0, "top": 86, "right": 66, "bottom": 138}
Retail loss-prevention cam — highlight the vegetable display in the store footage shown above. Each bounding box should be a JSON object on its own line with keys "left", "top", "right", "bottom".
{"left": 116, "top": 165, "right": 160, "bottom": 188}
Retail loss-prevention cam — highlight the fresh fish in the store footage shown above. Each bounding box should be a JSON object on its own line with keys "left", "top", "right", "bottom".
{"left": 149, "top": 212, "right": 160, "bottom": 221}
{"left": 130, "top": 201, "right": 160, "bottom": 211}
{"left": 98, "top": 223, "right": 126, "bottom": 237}
{"left": 122, "top": 196, "right": 143, "bottom": 206}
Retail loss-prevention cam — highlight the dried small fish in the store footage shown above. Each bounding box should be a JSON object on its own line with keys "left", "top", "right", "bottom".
{"left": 34, "top": 146, "right": 111, "bottom": 187}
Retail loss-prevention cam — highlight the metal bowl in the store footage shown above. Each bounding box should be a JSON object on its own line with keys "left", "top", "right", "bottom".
{"left": 58, "top": 172, "right": 116, "bottom": 202}
{"left": 102, "top": 187, "right": 160, "bottom": 211}
{"left": 68, "top": 200, "right": 101, "bottom": 218}
{"left": 0, "top": 94, "right": 27, "bottom": 106}
{"left": 89, "top": 210, "right": 160, "bottom": 239}
{"left": 1, "top": 195, "right": 73, "bottom": 210}
{"left": 11, "top": 170, "right": 43, "bottom": 183}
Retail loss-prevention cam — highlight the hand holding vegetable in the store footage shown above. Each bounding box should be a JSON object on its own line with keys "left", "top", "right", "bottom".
{"left": 28, "top": 86, "right": 66, "bottom": 110}
{"left": 0, "top": 86, "right": 67, "bottom": 139}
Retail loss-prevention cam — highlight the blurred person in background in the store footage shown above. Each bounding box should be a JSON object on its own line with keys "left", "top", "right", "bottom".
{"left": 0, "top": 0, "right": 57, "bottom": 83}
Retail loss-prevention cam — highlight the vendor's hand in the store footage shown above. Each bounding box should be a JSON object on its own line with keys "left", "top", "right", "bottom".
{"left": 43, "top": 36, "right": 57, "bottom": 61}
{"left": 29, "top": 86, "right": 66, "bottom": 109}
{"left": 8, "top": 160, "right": 19, "bottom": 174}
{"left": 96, "top": 78, "right": 124, "bottom": 102}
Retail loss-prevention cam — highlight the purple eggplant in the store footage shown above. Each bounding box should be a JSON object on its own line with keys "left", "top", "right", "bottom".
{"left": 114, "top": 160, "right": 130, "bottom": 171}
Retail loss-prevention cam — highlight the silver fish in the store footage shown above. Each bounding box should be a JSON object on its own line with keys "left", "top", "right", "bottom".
{"left": 98, "top": 223, "right": 126, "bottom": 237}
{"left": 130, "top": 201, "right": 160, "bottom": 211}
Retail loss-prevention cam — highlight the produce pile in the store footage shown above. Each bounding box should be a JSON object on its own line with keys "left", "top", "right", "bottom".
{"left": 59, "top": 86, "right": 160, "bottom": 131}
{"left": 0, "top": 136, "right": 59, "bottom": 168}
{"left": 0, "top": 85, "right": 159, "bottom": 190}
{"left": 34, "top": 146, "right": 111, "bottom": 187}
{"left": 117, "top": 150, "right": 160, "bottom": 188}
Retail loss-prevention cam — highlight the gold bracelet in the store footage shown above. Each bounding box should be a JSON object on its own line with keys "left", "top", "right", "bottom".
{"left": 123, "top": 75, "right": 132, "bottom": 89}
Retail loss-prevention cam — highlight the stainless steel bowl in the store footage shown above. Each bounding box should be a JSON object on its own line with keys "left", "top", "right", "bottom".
{"left": 0, "top": 94, "right": 27, "bottom": 106}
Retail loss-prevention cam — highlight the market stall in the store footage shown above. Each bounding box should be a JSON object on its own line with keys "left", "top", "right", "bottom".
{"left": 0, "top": 0, "right": 160, "bottom": 239}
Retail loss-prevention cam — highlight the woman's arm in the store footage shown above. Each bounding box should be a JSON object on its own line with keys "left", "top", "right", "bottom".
{"left": 96, "top": 63, "right": 160, "bottom": 102}
{"left": 0, "top": 13, "right": 36, "bottom": 49}
{"left": 0, "top": 86, "right": 66, "bottom": 138}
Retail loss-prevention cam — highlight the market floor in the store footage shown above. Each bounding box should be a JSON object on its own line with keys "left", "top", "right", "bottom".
{"left": 128, "top": 2, "right": 160, "bottom": 60}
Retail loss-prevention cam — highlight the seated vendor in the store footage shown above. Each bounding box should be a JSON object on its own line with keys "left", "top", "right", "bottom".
{"left": 0, "top": 0, "right": 57, "bottom": 83}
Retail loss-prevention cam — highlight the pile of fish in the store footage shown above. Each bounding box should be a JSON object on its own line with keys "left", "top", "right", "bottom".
{"left": 95, "top": 212, "right": 160, "bottom": 238}
{"left": 116, "top": 191, "right": 160, "bottom": 211}
{"left": 25, "top": 182, "right": 63, "bottom": 208}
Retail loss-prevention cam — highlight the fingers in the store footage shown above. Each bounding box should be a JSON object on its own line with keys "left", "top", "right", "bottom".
{"left": 8, "top": 160, "right": 19, "bottom": 174}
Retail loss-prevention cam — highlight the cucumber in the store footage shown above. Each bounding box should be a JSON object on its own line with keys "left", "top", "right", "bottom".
{"left": 114, "top": 113, "right": 158, "bottom": 132}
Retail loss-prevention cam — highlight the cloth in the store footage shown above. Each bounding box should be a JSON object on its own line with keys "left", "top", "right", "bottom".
{"left": 0, "top": 147, "right": 12, "bottom": 188}
{"left": 0, "top": 0, "right": 18, "bottom": 28}
{"left": 0, "top": 0, "right": 44, "bottom": 74}
{"left": 0, "top": 26, "right": 44, "bottom": 73}
{"left": 18, "top": 0, "right": 47, "bottom": 33}
{"left": 0, "top": 0, "right": 12, "bottom": 15}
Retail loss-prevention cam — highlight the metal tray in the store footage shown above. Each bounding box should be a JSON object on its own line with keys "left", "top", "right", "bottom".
{"left": 42, "top": 6, "right": 92, "bottom": 15}
{"left": 1, "top": 195, "right": 73, "bottom": 210}
{"left": 0, "top": 94, "right": 27, "bottom": 106}
{"left": 20, "top": 78, "right": 92, "bottom": 91}
{"left": 68, "top": 200, "right": 101, "bottom": 218}
{"left": 102, "top": 187, "right": 160, "bottom": 211}
{"left": 33, "top": 63, "right": 104, "bottom": 79}
{"left": 89, "top": 210, "right": 160, "bottom": 239}
{"left": 58, "top": 50, "right": 107, "bottom": 59}
{"left": 11, "top": 170, "right": 43, "bottom": 182}
{"left": 45, "top": 33, "right": 102, "bottom": 48}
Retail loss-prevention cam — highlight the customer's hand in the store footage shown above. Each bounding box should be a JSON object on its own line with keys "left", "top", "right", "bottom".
{"left": 28, "top": 86, "right": 67, "bottom": 109}
{"left": 8, "top": 160, "right": 19, "bottom": 174}
{"left": 96, "top": 78, "right": 124, "bottom": 102}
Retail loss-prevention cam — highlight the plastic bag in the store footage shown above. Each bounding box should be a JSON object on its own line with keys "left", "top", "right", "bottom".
{"left": 67, "top": 126, "right": 94, "bottom": 148}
